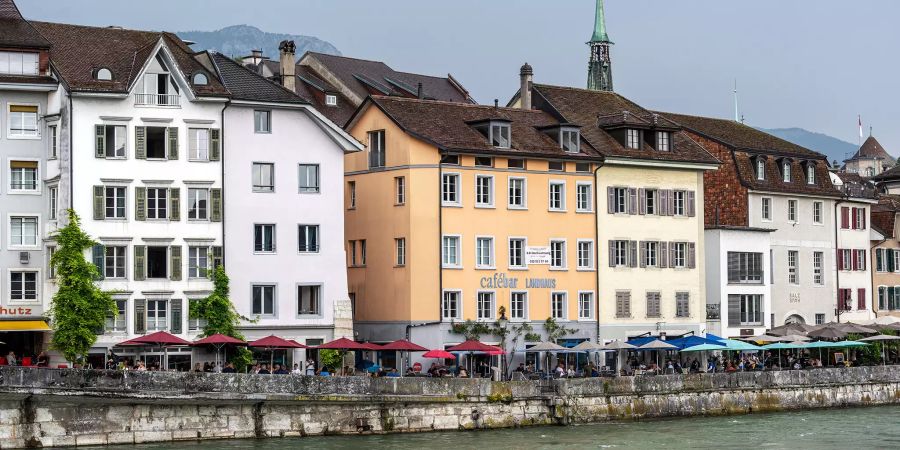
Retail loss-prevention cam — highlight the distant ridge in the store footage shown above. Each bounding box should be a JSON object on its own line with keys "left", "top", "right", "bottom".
{"left": 178, "top": 24, "right": 340, "bottom": 61}
{"left": 758, "top": 127, "right": 860, "bottom": 165}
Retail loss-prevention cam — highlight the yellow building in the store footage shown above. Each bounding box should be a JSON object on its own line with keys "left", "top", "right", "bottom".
{"left": 344, "top": 95, "right": 603, "bottom": 358}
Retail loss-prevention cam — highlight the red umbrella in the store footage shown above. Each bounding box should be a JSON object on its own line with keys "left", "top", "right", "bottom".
{"left": 316, "top": 337, "right": 373, "bottom": 351}
{"left": 118, "top": 332, "right": 191, "bottom": 371}
{"left": 249, "top": 335, "right": 307, "bottom": 370}
{"left": 423, "top": 349, "right": 456, "bottom": 359}
{"left": 446, "top": 340, "right": 500, "bottom": 353}
{"left": 193, "top": 334, "right": 247, "bottom": 346}
{"left": 379, "top": 339, "right": 428, "bottom": 352}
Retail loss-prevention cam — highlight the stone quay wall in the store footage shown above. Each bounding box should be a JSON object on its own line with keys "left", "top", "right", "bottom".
{"left": 0, "top": 366, "right": 897, "bottom": 448}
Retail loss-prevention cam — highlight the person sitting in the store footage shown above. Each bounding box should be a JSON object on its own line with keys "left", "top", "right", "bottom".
{"left": 515, "top": 363, "right": 526, "bottom": 373}
{"left": 458, "top": 368, "right": 468, "bottom": 378}
{"left": 386, "top": 367, "right": 400, "bottom": 377}
{"left": 6, "top": 352, "right": 16, "bottom": 366}
{"left": 273, "top": 364, "right": 289, "bottom": 374}
{"left": 258, "top": 364, "right": 271, "bottom": 375}
{"left": 291, "top": 364, "right": 302, "bottom": 375}
{"left": 405, "top": 367, "right": 416, "bottom": 377}
{"left": 725, "top": 361, "right": 737, "bottom": 373}
{"left": 554, "top": 363, "right": 566, "bottom": 378}
{"left": 222, "top": 362, "right": 236, "bottom": 373}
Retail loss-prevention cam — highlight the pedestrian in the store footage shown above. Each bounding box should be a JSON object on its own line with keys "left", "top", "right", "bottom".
{"left": 6, "top": 351, "right": 16, "bottom": 366}
{"left": 291, "top": 363, "right": 302, "bottom": 375}
{"left": 305, "top": 358, "right": 316, "bottom": 376}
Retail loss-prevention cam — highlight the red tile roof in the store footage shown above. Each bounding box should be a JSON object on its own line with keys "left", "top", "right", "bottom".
{"left": 0, "top": 0, "right": 50, "bottom": 49}
{"left": 847, "top": 136, "right": 895, "bottom": 164}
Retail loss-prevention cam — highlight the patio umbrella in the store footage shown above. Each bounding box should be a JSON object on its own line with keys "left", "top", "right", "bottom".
{"left": 316, "top": 337, "right": 373, "bottom": 350}
{"left": 839, "top": 323, "right": 878, "bottom": 334}
{"left": 422, "top": 349, "right": 455, "bottom": 360}
{"left": 524, "top": 341, "right": 567, "bottom": 352}
{"left": 667, "top": 335, "right": 725, "bottom": 350}
{"left": 704, "top": 333, "right": 727, "bottom": 343}
{"left": 572, "top": 341, "right": 605, "bottom": 351}
{"left": 807, "top": 327, "right": 847, "bottom": 340}
{"left": 249, "top": 335, "right": 307, "bottom": 370}
{"left": 378, "top": 339, "right": 428, "bottom": 376}
{"left": 721, "top": 339, "right": 763, "bottom": 351}
{"left": 780, "top": 334, "right": 811, "bottom": 342}
{"left": 681, "top": 343, "right": 726, "bottom": 352}
{"left": 884, "top": 323, "right": 900, "bottom": 332}
{"left": 859, "top": 335, "right": 900, "bottom": 365}
{"left": 192, "top": 334, "right": 247, "bottom": 368}
{"left": 873, "top": 316, "right": 900, "bottom": 325}
{"left": 601, "top": 341, "right": 636, "bottom": 375}
{"left": 769, "top": 323, "right": 815, "bottom": 336}
{"left": 447, "top": 340, "right": 502, "bottom": 376}
{"left": 122, "top": 331, "right": 192, "bottom": 370}
{"left": 638, "top": 340, "right": 678, "bottom": 369}
{"left": 743, "top": 334, "right": 787, "bottom": 343}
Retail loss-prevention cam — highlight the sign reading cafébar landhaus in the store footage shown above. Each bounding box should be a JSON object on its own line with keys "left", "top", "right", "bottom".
{"left": 480, "top": 273, "right": 557, "bottom": 289}
{"left": 526, "top": 246, "right": 551, "bottom": 265}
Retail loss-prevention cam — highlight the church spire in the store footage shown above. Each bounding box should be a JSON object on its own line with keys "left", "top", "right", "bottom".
{"left": 587, "top": 0, "right": 614, "bottom": 91}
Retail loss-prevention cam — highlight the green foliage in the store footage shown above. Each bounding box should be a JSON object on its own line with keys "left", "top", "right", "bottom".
{"left": 319, "top": 349, "right": 343, "bottom": 372}
{"left": 450, "top": 320, "right": 492, "bottom": 340}
{"left": 189, "top": 265, "right": 253, "bottom": 370}
{"left": 543, "top": 317, "right": 577, "bottom": 342}
{"left": 49, "top": 210, "right": 117, "bottom": 363}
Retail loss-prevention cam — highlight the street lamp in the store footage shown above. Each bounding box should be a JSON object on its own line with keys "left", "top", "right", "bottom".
{"left": 497, "top": 307, "right": 508, "bottom": 380}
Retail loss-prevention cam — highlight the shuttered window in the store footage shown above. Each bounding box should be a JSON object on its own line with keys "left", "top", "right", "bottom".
{"left": 727, "top": 252, "right": 763, "bottom": 284}
{"left": 675, "top": 292, "right": 690, "bottom": 318}
{"left": 615, "top": 291, "right": 631, "bottom": 318}
{"left": 646, "top": 292, "right": 661, "bottom": 318}
{"left": 728, "top": 294, "right": 762, "bottom": 326}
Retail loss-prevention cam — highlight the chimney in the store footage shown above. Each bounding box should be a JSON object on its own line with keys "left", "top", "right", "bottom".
{"left": 417, "top": 82, "right": 424, "bottom": 99}
{"left": 250, "top": 49, "right": 263, "bottom": 65}
{"left": 519, "top": 62, "right": 533, "bottom": 110}
{"left": 278, "top": 40, "right": 296, "bottom": 92}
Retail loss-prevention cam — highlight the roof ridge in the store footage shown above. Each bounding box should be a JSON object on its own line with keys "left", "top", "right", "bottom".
{"left": 30, "top": 20, "right": 164, "bottom": 35}
{"left": 212, "top": 52, "right": 309, "bottom": 103}
{"left": 372, "top": 95, "right": 547, "bottom": 113}
{"left": 307, "top": 51, "right": 387, "bottom": 65}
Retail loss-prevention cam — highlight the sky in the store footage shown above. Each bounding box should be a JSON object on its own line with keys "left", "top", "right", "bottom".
{"left": 20, "top": 0, "right": 900, "bottom": 152}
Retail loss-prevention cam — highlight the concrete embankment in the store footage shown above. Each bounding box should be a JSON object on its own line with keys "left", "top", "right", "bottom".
{"left": 0, "top": 366, "right": 897, "bottom": 447}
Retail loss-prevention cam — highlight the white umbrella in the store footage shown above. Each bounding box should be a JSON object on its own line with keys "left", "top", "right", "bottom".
{"left": 602, "top": 341, "right": 636, "bottom": 376}
{"left": 858, "top": 334, "right": 900, "bottom": 365}
{"left": 638, "top": 340, "right": 678, "bottom": 370}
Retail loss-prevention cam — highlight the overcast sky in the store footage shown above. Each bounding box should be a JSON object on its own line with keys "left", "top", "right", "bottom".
{"left": 21, "top": 0, "right": 900, "bottom": 152}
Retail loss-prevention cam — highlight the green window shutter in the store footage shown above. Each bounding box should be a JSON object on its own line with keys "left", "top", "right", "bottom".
{"left": 889, "top": 250, "right": 896, "bottom": 273}
{"left": 167, "top": 127, "right": 179, "bottom": 160}
{"left": 210, "top": 188, "right": 222, "bottom": 222}
{"left": 170, "top": 245, "right": 182, "bottom": 281}
{"left": 133, "top": 245, "right": 146, "bottom": 281}
{"left": 93, "top": 185, "right": 105, "bottom": 220}
{"left": 92, "top": 244, "right": 105, "bottom": 280}
{"left": 135, "top": 187, "right": 146, "bottom": 221}
{"left": 209, "top": 128, "right": 221, "bottom": 161}
{"left": 134, "top": 299, "right": 146, "bottom": 334}
{"left": 170, "top": 299, "right": 183, "bottom": 334}
{"left": 95, "top": 125, "right": 106, "bottom": 158}
{"left": 211, "top": 246, "right": 223, "bottom": 271}
{"left": 169, "top": 187, "right": 180, "bottom": 221}
{"left": 135, "top": 127, "right": 146, "bottom": 159}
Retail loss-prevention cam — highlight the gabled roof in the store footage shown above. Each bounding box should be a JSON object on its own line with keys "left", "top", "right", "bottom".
{"left": 295, "top": 65, "right": 356, "bottom": 126}
{"left": 846, "top": 135, "right": 895, "bottom": 164}
{"left": 31, "top": 21, "right": 228, "bottom": 96}
{"left": 528, "top": 84, "right": 718, "bottom": 165}
{"left": 871, "top": 163, "right": 900, "bottom": 182}
{"left": 209, "top": 52, "right": 306, "bottom": 104}
{"left": 0, "top": 0, "right": 50, "bottom": 49}
{"left": 871, "top": 195, "right": 900, "bottom": 239}
{"left": 352, "top": 96, "right": 603, "bottom": 160}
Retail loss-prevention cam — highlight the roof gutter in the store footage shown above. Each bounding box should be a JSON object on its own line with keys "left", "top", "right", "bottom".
{"left": 593, "top": 159, "right": 606, "bottom": 343}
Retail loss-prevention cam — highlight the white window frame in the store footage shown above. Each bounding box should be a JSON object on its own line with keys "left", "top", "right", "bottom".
{"left": 549, "top": 180, "right": 566, "bottom": 211}
{"left": 442, "top": 289, "right": 462, "bottom": 320}
{"left": 187, "top": 188, "right": 208, "bottom": 221}
{"left": 507, "top": 177, "right": 527, "bottom": 209}
{"left": 788, "top": 250, "right": 799, "bottom": 285}
{"left": 510, "top": 291, "right": 528, "bottom": 321}
{"left": 104, "top": 245, "right": 127, "bottom": 279}
{"left": 145, "top": 187, "right": 168, "bottom": 220}
{"left": 252, "top": 162, "right": 275, "bottom": 193}
{"left": 613, "top": 187, "right": 628, "bottom": 214}
{"left": 8, "top": 157, "right": 41, "bottom": 194}
{"left": 188, "top": 246, "right": 209, "bottom": 279}
{"left": 253, "top": 223, "right": 276, "bottom": 254}
{"left": 475, "top": 236, "right": 495, "bottom": 269}
{"left": 490, "top": 122, "right": 511, "bottom": 148}
{"left": 550, "top": 239, "right": 567, "bottom": 270}
{"left": 613, "top": 240, "right": 628, "bottom": 267}
{"left": 672, "top": 241, "right": 687, "bottom": 268}
{"left": 146, "top": 299, "right": 168, "bottom": 332}
{"left": 813, "top": 201, "right": 823, "bottom": 225}
{"left": 253, "top": 110, "right": 271, "bottom": 133}
{"left": 296, "top": 283, "right": 323, "bottom": 317}
{"left": 8, "top": 214, "right": 39, "bottom": 249}
{"left": 656, "top": 131, "right": 670, "bottom": 151}
{"left": 476, "top": 291, "right": 495, "bottom": 321}
{"left": 108, "top": 299, "right": 128, "bottom": 332}
{"left": 0, "top": 52, "right": 39, "bottom": 76}
{"left": 98, "top": 124, "right": 127, "bottom": 159}
{"left": 442, "top": 234, "right": 462, "bottom": 269}
{"left": 475, "top": 174, "right": 494, "bottom": 208}
{"left": 508, "top": 237, "right": 527, "bottom": 270}
{"left": 297, "top": 224, "right": 319, "bottom": 253}
{"left": 576, "top": 182, "right": 593, "bottom": 212}
{"left": 348, "top": 181, "right": 356, "bottom": 209}
{"left": 394, "top": 176, "right": 406, "bottom": 205}
{"left": 551, "top": 291, "right": 568, "bottom": 321}
{"left": 578, "top": 291, "right": 595, "bottom": 320}
{"left": 576, "top": 239, "right": 594, "bottom": 270}
{"left": 787, "top": 199, "right": 798, "bottom": 223}
{"left": 298, "top": 164, "right": 320, "bottom": 194}
{"left": 368, "top": 130, "right": 386, "bottom": 169}
{"left": 626, "top": 129, "right": 640, "bottom": 149}
{"left": 395, "top": 237, "right": 406, "bottom": 266}
{"left": 188, "top": 128, "right": 210, "bottom": 161}
{"left": 756, "top": 159, "right": 765, "bottom": 180}
{"left": 441, "top": 172, "right": 461, "bottom": 207}
{"left": 325, "top": 94, "right": 337, "bottom": 106}
{"left": 7, "top": 103, "right": 41, "bottom": 140}
{"left": 806, "top": 164, "right": 815, "bottom": 184}
{"left": 251, "top": 284, "right": 276, "bottom": 316}
{"left": 48, "top": 123, "right": 58, "bottom": 159}
{"left": 782, "top": 162, "right": 791, "bottom": 182}
{"left": 672, "top": 190, "right": 686, "bottom": 216}
{"left": 48, "top": 185, "right": 58, "bottom": 221}
{"left": 761, "top": 197, "right": 772, "bottom": 221}
{"left": 561, "top": 128, "right": 580, "bottom": 153}
{"left": 645, "top": 241, "right": 659, "bottom": 267}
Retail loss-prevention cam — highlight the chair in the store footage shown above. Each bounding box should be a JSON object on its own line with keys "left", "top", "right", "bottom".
{"left": 57, "top": 364, "right": 68, "bottom": 369}
{"left": 21, "top": 357, "right": 32, "bottom": 366}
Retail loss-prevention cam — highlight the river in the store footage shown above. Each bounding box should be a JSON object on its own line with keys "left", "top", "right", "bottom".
{"left": 88, "top": 405, "right": 900, "bottom": 449}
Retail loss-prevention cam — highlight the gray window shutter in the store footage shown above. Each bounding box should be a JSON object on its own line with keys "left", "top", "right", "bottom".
{"left": 889, "top": 249, "right": 896, "bottom": 272}
{"left": 209, "top": 128, "right": 221, "bottom": 161}
{"left": 170, "top": 245, "right": 182, "bottom": 281}
{"left": 607, "top": 187, "right": 615, "bottom": 214}
{"left": 727, "top": 252, "right": 739, "bottom": 282}
{"left": 639, "top": 241, "right": 647, "bottom": 268}
{"left": 659, "top": 190, "right": 668, "bottom": 216}
{"left": 687, "top": 191, "right": 696, "bottom": 217}
{"left": 628, "top": 240, "right": 638, "bottom": 268}
{"left": 667, "top": 189, "right": 676, "bottom": 216}
{"left": 688, "top": 242, "right": 696, "bottom": 269}
{"left": 92, "top": 244, "right": 105, "bottom": 280}
{"left": 211, "top": 246, "right": 223, "bottom": 271}
{"left": 659, "top": 241, "right": 668, "bottom": 268}
{"left": 135, "top": 187, "right": 146, "bottom": 221}
{"left": 638, "top": 188, "right": 646, "bottom": 215}
{"left": 608, "top": 240, "right": 616, "bottom": 267}
{"left": 210, "top": 188, "right": 222, "bottom": 222}
{"left": 95, "top": 125, "right": 106, "bottom": 158}
{"left": 93, "top": 185, "right": 104, "bottom": 220}
{"left": 628, "top": 188, "right": 637, "bottom": 215}
{"left": 728, "top": 295, "right": 741, "bottom": 326}
{"left": 615, "top": 293, "right": 623, "bottom": 317}
{"left": 170, "top": 299, "right": 183, "bottom": 334}
{"left": 135, "top": 126, "right": 146, "bottom": 159}
{"left": 133, "top": 245, "right": 146, "bottom": 281}
{"left": 169, "top": 187, "right": 180, "bottom": 221}
{"left": 134, "top": 299, "right": 146, "bottom": 334}
{"left": 670, "top": 242, "right": 677, "bottom": 268}
{"left": 167, "top": 127, "right": 179, "bottom": 160}
{"left": 624, "top": 292, "right": 631, "bottom": 316}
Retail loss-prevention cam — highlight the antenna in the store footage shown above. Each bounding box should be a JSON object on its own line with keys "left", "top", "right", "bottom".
{"left": 733, "top": 79, "right": 739, "bottom": 122}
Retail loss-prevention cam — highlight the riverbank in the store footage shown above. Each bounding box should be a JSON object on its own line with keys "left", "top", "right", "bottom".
{"left": 0, "top": 366, "right": 898, "bottom": 448}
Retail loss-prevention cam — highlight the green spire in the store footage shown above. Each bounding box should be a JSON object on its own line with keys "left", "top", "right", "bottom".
{"left": 590, "top": 0, "right": 611, "bottom": 43}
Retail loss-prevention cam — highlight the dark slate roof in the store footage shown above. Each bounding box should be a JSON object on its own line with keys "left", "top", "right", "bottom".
{"left": 210, "top": 52, "right": 306, "bottom": 104}
{"left": 295, "top": 65, "right": 355, "bottom": 126}
{"left": 871, "top": 163, "right": 900, "bottom": 182}
{"left": 871, "top": 196, "right": 900, "bottom": 238}
{"left": 31, "top": 21, "right": 228, "bottom": 96}
{"left": 0, "top": 0, "right": 50, "bottom": 49}
{"left": 357, "top": 96, "right": 603, "bottom": 160}
{"left": 0, "top": 74, "right": 56, "bottom": 85}
{"left": 530, "top": 84, "right": 718, "bottom": 165}
{"left": 846, "top": 135, "right": 895, "bottom": 164}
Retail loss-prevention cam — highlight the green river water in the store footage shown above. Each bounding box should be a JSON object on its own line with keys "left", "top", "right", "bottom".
{"left": 84, "top": 405, "right": 900, "bottom": 449}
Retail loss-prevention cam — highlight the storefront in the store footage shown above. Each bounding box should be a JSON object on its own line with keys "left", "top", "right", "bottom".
{"left": 0, "top": 319, "right": 51, "bottom": 365}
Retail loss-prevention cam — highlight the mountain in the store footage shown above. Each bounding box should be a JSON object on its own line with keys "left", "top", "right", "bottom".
{"left": 177, "top": 25, "right": 340, "bottom": 61}
{"left": 758, "top": 127, "right": 859, "bottom": 165}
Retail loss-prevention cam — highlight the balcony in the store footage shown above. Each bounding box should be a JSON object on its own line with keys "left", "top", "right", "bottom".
{"left": 706, "top": 304, "right": 720, "bottom": 320}
{"left": 135, "top": 93, "right": 180, "bottom": 107}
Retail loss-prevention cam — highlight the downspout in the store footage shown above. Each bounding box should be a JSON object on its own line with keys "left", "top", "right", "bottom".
{"left": 220, "top": 101, "right": 229, "bottom": 266}
{"left": 407, "top": 160, "right": 445, "bottom": 341}
{"left": 834, "top": 195, "right": 848, "bottom": 323}
{"left": 593, "top": 159, "right": 606, "bottom": 343}
{"left": 870, "top": 234, "right": 887, "bottom": 316}
{"left": 67, "top": 94, "right": 74, "bottom": 215}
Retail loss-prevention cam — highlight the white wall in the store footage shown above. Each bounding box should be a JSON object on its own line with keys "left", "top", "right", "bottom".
{"left": 836, "top": 200, "right": 875, "bottom": 322}
{"left": 705, "top": 228, "right": 772, "bottom": 338}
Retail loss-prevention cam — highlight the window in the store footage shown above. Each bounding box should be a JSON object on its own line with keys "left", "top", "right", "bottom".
{"left": 442, "top": 291, "right": 461, "bottom": 320}
{"left": 440, "top": 154, "right": 460, "bottom": 165}
{"left": 442, "top": 236, "right": 461, "bottom": 268}
{"left": 146, "top": 246, "right": 168, "bottom": 279}
{"left": 806, "top": 164, "right": 815, "bottom": 184}
{"left": 49, "top": 186, "right": 58, "bottom": 220}
{"left": 788, "top": 250, "right": 798, "bottom": 284}
{"left": 507, "top": 158, "right": 525, "bottom": 169}
{"left": 510, "top": 292, "right": 527, "bottom": 320}
{"left": 576, "top": 183, "right": 592, "bottom": 212}
{"left": 626, "top": 129, "right": 640, "bottom": 149}
{"left": 9, "top": 160, "right": 38, "bottom": 191}
{"left": 551, "top": 292, "right": 567, "bottom": 320}
{"left": 490, "top": 123, "right": 510, "bottom": 148}
{"left": 612, "top": 240, "right": 628, "bottom": 267}
{"left": 104, "top": 246, "right": 126, "bottom": 279}
{"left": 561, "top": 129, "right": 580, "bottom": 153}
{"left": 187, "top": 299, "right": 206, "bottom": 331}
{"left": 298, "top": 164, "right": 320, "bottom": 193}
{"left": 815, "top": 313, "right": 825, "bottom": 325}
{"left": 146, "top": 188, "right": 168, "bottom": 219}
{"left": 348, "top": 181, "right": 356, "bottom": 208}
{"left": 252, "top": 163, "right": 274, "bottom": 192}
{"left": 675, "top": 292, "right": 690, "bottom": 318}
{"left": 787, "top": 199, "right": 797, "bottom": 223}
{"left": 394, "top": 176, "right": 406, "bottom": 205}
{"left": 782, "top": 161, "right": 791, "bottom": 182}
{"left": 475, "top": 156, "right": 493, "bottom": 167}
{"left": 103, "top": 186, "right": 127, "bottom": 218}
{"left": 48, "top": 125, "right": 58, "bottom": 158}
{"left": 644, "top": 189, "right": 657, "bottom": 215}
{"left": 856, "top": 249, "right": 867, "bottom": 271}
{"left": 475, "top": 175, "right": 494, "bottom": 207}
{"left": 548, "top": 161, "right": 565, "bottom": 172}
{"left": 192, "top": 72, "right": 208, "bottom": 85}
{"left": 252, "top": 285, "right": 275, "bottom": 315}
{"left": 575, "top": 162, "right": 592, "bottom": 173}
{"left": 615, "top": 291, "right": 631, "bottom": 318}
{"left": 187, "top": 188, "right": 208, "bottom": 220}
{"left": 727, "top": 252, "right": 763, "bottom": 284}
{"left": 9, "top": 271, "right": 37, "bottom": 302}
{"left": 477, "top": 292, "right": 495, "bottom": 320}
{"left": 646, "top": 292, "right": 661, "bottom": 318}
{"left": 146, "top": 300, "right": 168, "bottom": 331}
{"left": 360, "top": 240, "right": 367, "bottom": 265}
{"left": 8, "top": 105, "right": 39, "bottom": 138}
{"left": 854, "top": 207, "right": 866, "bottom": 230}
{"left": 578, "top": 292, "right": 594, "bottom": 319}
{"left": 297, "top": 285, "right": 321, "bottom": 315}
{"left": 106, "top": 300, "right": 127, "bottom": 332}
{"left": 813, "top": 201, "right": 823, "bottom": 224}
{"left": 643, "top": 241, "right": 659, "bottom": 267}
{"left": 0, "top": 51, "right": 39, "bottom": 75}
{"left": 395, "top": 238, "right": 406, "bottom": 266}
{"left": 188, "top": 246, "right": 209, "bottom": 278}
{"left": 549, "top": 181, "right": 565, "bottom": 211}
{"left": 254, "top": 224, "right": 276, "bottom": 253}
{"left": 656, "top": 131, "right": 670, "bottom": 151}
{"left": 348, "top": 240, "right": 357, "bottom": 266}
{"left": 48, "top": 246, "right": 56, "bottom": 279}
{"left": 254, "top": 110, "right": 271, "bottom": 133}
{"left": 442, "top": 173, "right": 460, "bottom": 205}
{"left": 508, "top": 178, "right": 526, "bottom": 208}
{"left": 476, "top": 237, "right": 494, "bottom": 268}
{"left": 145, "top": 127, "right": 167, "bottom": 159}
{"left": 672, "top": 242, "right": 687, "bottom": 268}
{"left": 550, "top": 240, "right": 566, "bottom": 269}
{"left": 613, "top": 187, "right": 627, "bottom": 214}
{"left": 188, "top": 128, "right": 209, "bottom": 161}
{"left": 672, "top": 190, "right": 686, "bottom": 216}
{"left": 761, "top": 197, "right": 772, "bottom": 221}
{"left": 325, "top": 94, "right": 337, "bottom": 106}
{"left": 10, "top": 216, "right": 37, "bottom": 247}
{"left": 368, "top": 130, "right": 385, "bottom": 168}
{"left": 756, "top": 158, "right": 765, "bottom": 180}
{"left": 509, "top": 238, "right": 525, "bottom": 269}
{"left": 730, "top": 294, "right": 762, "bottom": 325}
{"left": 577, "top": 241, "right": 593, "bottom": 269}
{"left": 97, "top": 68, "right": 113, "bottom": 81}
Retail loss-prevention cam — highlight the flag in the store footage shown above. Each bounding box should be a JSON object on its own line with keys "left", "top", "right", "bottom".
{"left": 858, "top": 115, "right": 863, "bottom": 139}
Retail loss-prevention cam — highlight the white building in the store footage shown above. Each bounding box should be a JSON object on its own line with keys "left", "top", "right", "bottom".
{"left": 832, "top": 173, "right": 877, "bottom": 322}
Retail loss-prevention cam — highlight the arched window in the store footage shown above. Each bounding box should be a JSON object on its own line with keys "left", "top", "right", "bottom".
{"left": 192, "top": 72, "right": 209, "bottom": 86}
{"left": 784, "top": 314, "right": 805, "bottom": 325}
{"left": 96, "top": 68, "right": 113, "bottom": 81}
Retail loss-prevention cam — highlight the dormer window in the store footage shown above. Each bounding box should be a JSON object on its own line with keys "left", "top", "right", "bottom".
{"left": 806, "top": 163, "right": 816, "bottom": 184}
{"left": 656, "top": 131, "right": 671, "bottom": 151}
{"left": 626, "top": 129, "right": 640, "bottom": 149}
{"left": 782, "top": 160, "right": 792, "bottom": 183}
{"left": 0, "top": 51, "right": 39, "bottom": 76}
{"left": 325, "top": 94, "right": 337, "bottom": 106}
{"left": 192, "top": 72, "right": 208, "bottom": 86}
{"left": 95, "top": 68, "right": 113, "bottom": 81}
{"left": 490, "top": 123, "right": 511, "bottom": 148}
{"left": 756, "top": 157, "right": 766, "bottom": 181}
{"left": 560, "top": 128, "right": 580, "bottom": 153}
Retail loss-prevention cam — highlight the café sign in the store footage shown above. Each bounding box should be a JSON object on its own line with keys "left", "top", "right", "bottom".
{"left": 480, "top": 273, "right": 557, "bottom": 289}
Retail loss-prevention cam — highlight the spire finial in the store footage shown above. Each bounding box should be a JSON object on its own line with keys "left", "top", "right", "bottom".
{"left": 733, "top": 79, "right": 740, "bottom": 123}
{"left": 590, "top": 0, "right": 611, "bottom": 42}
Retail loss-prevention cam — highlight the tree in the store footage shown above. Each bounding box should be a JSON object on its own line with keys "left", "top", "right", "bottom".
{"left": 189, "top": 265, "right": 253, "bottom": 370}
{"left": 49, "top": 210, "right": 117, "bottom": 364}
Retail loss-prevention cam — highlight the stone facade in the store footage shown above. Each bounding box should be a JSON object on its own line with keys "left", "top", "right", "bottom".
{"left": 0, "top": 366, "right": 897, "bottom": 448}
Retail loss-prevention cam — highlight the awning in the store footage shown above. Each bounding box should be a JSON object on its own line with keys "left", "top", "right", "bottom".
{"left": 0, "top": 321, "right": 50, "bottom": 331}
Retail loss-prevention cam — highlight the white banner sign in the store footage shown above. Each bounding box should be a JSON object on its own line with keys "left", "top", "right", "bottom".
{"left": 526, "top": 246, "right": 551, "bottom": 265}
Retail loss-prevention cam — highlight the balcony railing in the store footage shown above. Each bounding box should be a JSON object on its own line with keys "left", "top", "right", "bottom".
{"left": 134, "top": 93, "right": 180, "bottom": 107}
{"left": 706, "top": 304, "right": 721, "bottom": 320}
